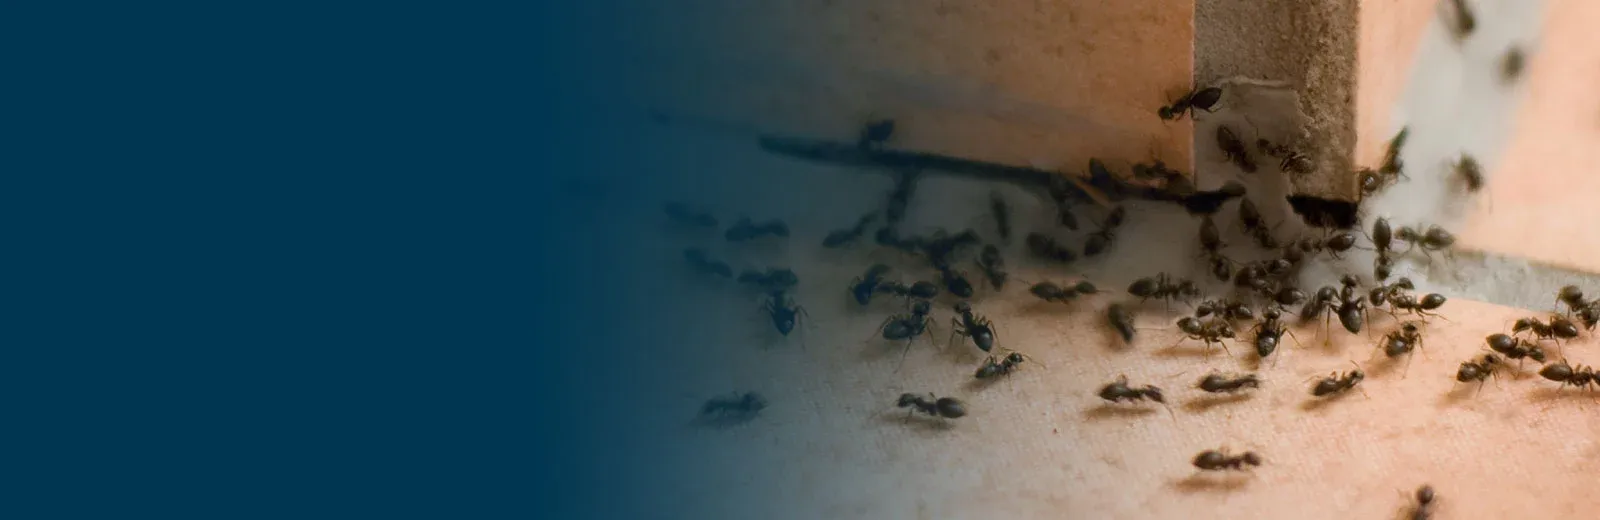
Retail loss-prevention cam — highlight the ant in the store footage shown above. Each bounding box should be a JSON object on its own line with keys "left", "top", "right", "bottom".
{"left": 1377, "top": 321, "right": 1427, "bottom": 374}
{"left": 823, "top": 212, "right": 878, "bottom": 248}
{"left": 1513, "top": 315, "right": 1580, "bottom": 343}
{"left": 1381, "top": 127, "right": 1409, "bottom": 177}
{"left": 1311, "top": 362, "right": 1366, "bottom": 398}
{"left": 1251, "top": 308, "right": 1297, "bottom": 362}
{"left": 1026, "top": 232, "right": 1078, "bottom": 264}
{"left": 896, "top": 393, "right": 967, "bottom": 421}
{"left": 1445, "top": 0, "right": 1476, "bottom": 40}
{"left": 1217, "top": 126, "right": 1257, "bottom": 173}
{"left": 1395, "top": 225, "right": 1455, "bottom": 256}
{"left": 1367, "top": 216, "right": 1395, "bottom": 256}
{"left": 1176, "top": 316, "right": 1236, "bottom": 355}
{"left": 1557, "top": 285, "right": 1600, "bottom": 330}
{"left": 1388, "top": 292, "right": 1448, "bottom": 321}
{"left": 1368, "top": 277, "right": 1415, "bottom": 307}
{"left": 1195, "top": 299, "right": 1254, "bottom": 322}
{"left": 1374, "top": 253, "right": 1395, "bottom": 282}
{"left": 1409, "top": 484, "right": 1437, "bottom": 520}
{"left": 1198, "top": 372, "right": 1261, "bottom": 393}
{"left": 1198, "top": 215, "right": 1227, "bottom": 257}
{"left": 1108, "top": 303, "right": 1136, "bottom": 343}
{"left": 1299, "top": 285, "right": 1339, "bottom": 324}
{"left": 1538, "top": 361, "right": 1597, "bottom": 393}
{"left": 684, "top": 248, "right": 734, "bottom": 278}
{"left": 1558, "top": 284, "right": 1587, "bottom": 313}
{"left": 699, "top": 392, "right": 768, "bottom": 424}
{"left": 1297, "top": 231, "right": 1358, "bottom": 259}
{"left": 760, "top": 289, "right": 809, "bottom": 339}
{"left": 1028, "top": 280, "right": 1097, "bottom": 303}
{"left": 1084, "top": 206, "right": 1127, "bottom": 257}
{"left": 857, "top": 119, "right": 895, "bottom": 150}
{"left": 725, "top": 217, "right": 790, "bottom": 242}
{"left": 936, "top": 266, "right": 975, "bottom": 299}
{"left": 1485, "top": 333, "right": 1548, "bottom": 369}
{"left": 1128, "top": 273, "right": 1199, "bottom": 313}
{"left": 1098, "top": 375, "right": 1170, "bottom": 415}
{"left": 1257, "top": 138, "right": 1314, "bottom": 175}
{"left": 1454, "top": 154, "right": 1483, "bottom": 192}
{"left": 1456, "top": 353, "right": 1503, "bottom": 393}
{"left": 664, "top": 202, "right": 719, "bottom": 228}
{"left": 974, "top": 351, "right": 1037, "bottom": 380}
{"left": 849, "top": 264, "right": 892, "bottom": 305}
{"left": 950, "top": 301, "right": 998, "bottom": 353}
{"left": 1237, "top": 198, "right": 1279, "bottom": 248}
{"left": 874, "top": 300, "right": 935, "bottom": 367}
{"left": 989, "top": 192, "right": 1011, "bottom": 242}
{"left": 883, "top": 169, "right": 918, "bottom": 227}
{"left": 1192, "top": 449, "right": 1262, "bottom": 472}
{"left": 976, "top": 244, "right": 1008, "bottom": 291}
{"left": 1158, "top": 86, "right": 1223, "bottom": 120}
{"left": 1501, "top": 46, "right": 1524, "bottom": 84}
{"left": 875, "top": 280, "right": 940, "bottom": 306}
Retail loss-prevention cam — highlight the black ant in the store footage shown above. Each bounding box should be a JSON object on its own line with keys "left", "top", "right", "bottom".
{"left": 1258, "top": 138, "right": 1314, "bottom": 175}
{"left": 1028, "top": 280, "right": 1097, "bottom": 303}
{"left": 974, "top": 351, "right": 1037, "bottom": 380}
{"left": 1097, "top": 375, "right": 1170, "bottom": 415}
{"left": 760, "top": 289, "right": 809, "bottom": 339}
{"left": 976, "top": 244, "right": 1008, "bottom": 291}
{"left": 896, "top": 393, "right": 967, "bottom": 421}
{"left": 1299, "top": 285, "right": 1339, "bottom": 324}
{"left": 873, "top": 300, "right": 935, "bottom": 368}
{"left": 1558, "top": 284, "right": 1587, "bottom": 312}
{"left": 1454, "top": 154, "right": 1484, "bottom": 192}
{"left": 1501, "top": 46, "right": 1524, "bottom": 83}
{"left": 664, "top": 202, "right": 719, "bottom": 228}
{"left": 1456, "top": 353, "right": 1502, "bottom": 393}
{"left": 1445, "top": 0, "right": 1476, "bottom": 40}
{"left": 1381, "top": 127, "right": 1409, "bottom": 177}
{"left": 1108, "top": 303, "right": 1136, "bottom": 343}
{"left": 1198, "top": 215, "right": 1227, "bottom": 256}
{"left": 1297, "top": 231, "right": 1358, "bottom": 259}
{"left": 989, "top": 191, "right": 1011, "bottom": 242}
{"left": 1538, "top": 360, "right": 1598, "bottom": 393}
{"left": 684, "top": 248, "right": 734, "bottom": 278}
{"left": 1367, "top": 216, "right": 1395, "bottom": 255}
{"left": 858, "top": 119, "right": 895, "bottom": 150}
{"left": 1368, "top": 277, "right": 1415, "bottom": 307}
{"left": 1217, "top": 126, "right": 1257, "bottom": 173}
{"left": 699, "top": 391, "right": 768, "bottom": 424}
{"left": 1192, "top": 449, "right": 1262, "bottom": 472}
{"left": 1557, "top": 285, "right": 1599, "bottom": 330}
{"left": 1513, "top": 315, "right": 1580, "bottom": 343}
{"left": 1195, "top": 299, "right": 1254, "bottom": 322}
{"left": 823, "top": 212, "right": 878, "bottom": 248}
{"left": 1388, "top": 292, "right": 1448, "bottom": 321}
{"left": 1377, "top": 321, "right": 1427, "bottom": 375}
{"left": 1026, "top": 232, "right": 1078, "bottom": 264}
{"left": 875, "top": 280, "right": 940, "bottom": 306}
{"left": 1251, "top": 308, "right": 1297, "bottom": 362}
{"left": 1128, "top": 273, "right": 1199, "bottom": 312}
{"left": 1485, "top": 333, "right": 1548, "bottom": 369}
{"left": 1084, "top": 206, "right": 1127, "bottom": 257}
{"left": 1237, "top": 198, "right": 1279, "bottom": 248}
{"left": 1311, "top": 362, "right": 1366, "bottom": 398}
{"left": 1176, "top": 316, "right": 1236, "bottom": 355}
{"left": 1374, "top": 253, "right": 1395, "bottom": 282}
{"left": 849, "top": 264, "right": 892, "bottom": 305}
{"left": 883, "top": 168, "right": 918, "bottom": 227}
{"left": 1198, "top": 372, "right": 1261, "bottom": 393}
{"left": 1158, "top": 86, "right": 1223, "bottom": 120}
{"left": 950, "top": 301, "right": 998, "bottom": 353}
{"left": 1407, "top": 484, "right": 1437, "bottom": 520}
{"left": 936, "top": 266, "right": 975, "bottom": 299}
{"left": 1395, "top": 225, "right": 1455, "bottom": 256}
{"left": 725, "top": 217, "right": 790, "bottom": 242}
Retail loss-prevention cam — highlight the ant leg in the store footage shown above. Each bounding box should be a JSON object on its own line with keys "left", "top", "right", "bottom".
{"left": 895, "top": 337, "right": 915, "bottom": 372}
{"left": 866, "top": 315, "right": 899, "bottom": 342}
{"left": 1284, "top": 328, "right": 1303, "bottom": 349}
{"left": 947, "top": 318, "right": 963, "bottom": 348}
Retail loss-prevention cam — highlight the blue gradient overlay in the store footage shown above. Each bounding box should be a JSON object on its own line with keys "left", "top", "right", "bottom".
{"left": 4, "top": 2, "right": 743, "bottom": 518}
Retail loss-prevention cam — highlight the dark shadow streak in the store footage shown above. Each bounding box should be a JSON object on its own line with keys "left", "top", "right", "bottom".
{"left": 1300, "top": 391, "right": 1356, "bottom": 412}
{"left": 1183, "top": 393, "right": 1254, "bottom": 413}
{"left": 1171, "top": 474, "right": 1251, "bottom": 493}
{"left": 1083, "top": 404, "right": 1157, "bottom": 420}
{"left": 874, "top": 411, "right": 959, "bottom": 432}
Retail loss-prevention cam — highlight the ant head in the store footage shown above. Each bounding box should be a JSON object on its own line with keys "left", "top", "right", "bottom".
{"left": 896, "top": 393, "right": 919, "bottom": 407}
{"left": 1005, "top": 352, "right": 1026, "bottom": 364}
{"left": 1241, "top": 452, "right": 1263, "bottom": 466}
{"left": 911, "top": 300, "right": 932, "bottom": 315}
{"left": 1316, "top": 286, "right": 1339, "bottom": 300}
{"left": 1263, "top": 308, "right": 1282, "bottom": 320}
{"left": 1340, "top": 274, "right": 1360, "bottom": 287}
